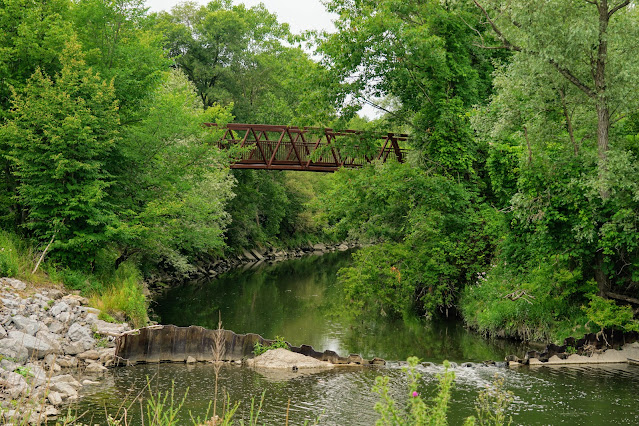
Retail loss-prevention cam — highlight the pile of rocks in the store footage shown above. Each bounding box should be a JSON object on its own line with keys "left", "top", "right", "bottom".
{"left": 0, "top": 277, "right": 130, "bottom": 424}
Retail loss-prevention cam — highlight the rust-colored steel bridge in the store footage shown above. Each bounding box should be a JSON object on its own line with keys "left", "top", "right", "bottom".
{"left": 207, "top": 123, "right": 408, "bottom": 172}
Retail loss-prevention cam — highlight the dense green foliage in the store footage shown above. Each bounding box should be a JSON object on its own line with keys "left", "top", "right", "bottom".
{"left": 0, "top": 0, "right": 638, "bottom": 340}
{"left": 316, "top": 0, "right": 639, "bottom": 341}
{"left": 321, "top": 162, "right": 500, "bottom": 318}
{"left": 0, "top": 0, "right": 336, "bottom": 322}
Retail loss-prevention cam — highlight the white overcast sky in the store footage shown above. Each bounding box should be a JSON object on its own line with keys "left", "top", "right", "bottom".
{"left": 144, "top": 0, "right": 337, "bottom": 34}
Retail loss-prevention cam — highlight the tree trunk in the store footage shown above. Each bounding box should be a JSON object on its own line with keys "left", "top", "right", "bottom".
{"left": 596, "top": 102, "right": 611, "bottom": 198}
{"left": 594, "top": 250, "right": 610, "bottom": 296}
{"left": 596, "top": 1, "right": 610, "bottom": 199}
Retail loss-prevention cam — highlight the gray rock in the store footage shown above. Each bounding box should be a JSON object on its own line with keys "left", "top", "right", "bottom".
{"left": 0, "top": 324, "right": 7, "bottom": 338}
{"left": 0, "top": 370, "right": 28, "bottom": 397}
{"left": 25, "top": 362, "right": 47, "bottom": 386}
{"left": 312, "top": 243, "right": 327, "bottom": 251}
{"left": 51, "top": 374, "right": 82, "bottom": 389}
{"left": 80, "top": 306, "right": 100, "bottom": 316}
{"left": 85, "top": 313, "right": 99, "bottom": 324}
{"left": 67, "top": 323, "right": 92, "bottom": 342}
{"left": 85, "top": 362, "right": 107, "bottom": 373}
{"left": 48, "top": 289, "right": 64, "bottom": 300}
{"left": 63, "top": 341, "right": 85, "bottom": 355}
{"left": 186, "top": 356, "right": 196, "bottom": 363}
{"left": 2, "top": 410, "right": 18, "bottom": 422}
{"left": 94, "top": 319, "right": 127, "bottom": 335}
{"left": 98, "top": 348, "right": 115, "bottom": 360}
{"left": 51, "top": 381, "right": 78, "bottom": 399}
{"left": 48, "top": 320, "right": 65, "bottom": 334}
{"left": 56, "top": 356, "right": 78, "bottom": 369}
{"left": 0, "top": 314, "right": 11, "bottom": 325}
{"left": 0, "top": 338, "right": 29, "bottom": 363}
{"left": 82, "top": 379, "right": 100, "bottom": 385}
{"left": 0, "top": 358, "right": 18, "bottom": 372}
{"left": 1, "top": 297, "right": 19, "bottom": 309}
{"left": 43, "top": 353, "right": 57, "bottom": 368}
{"left": 56, "top": 311, "right": 72, "bottom": 324}
{"left": 81, "top": 336, "right": 96, "bottom": 351}
{"left": 2, "top": 278, "right": 26, "bottom": 291}
{"left": 48, "top": 391, "right": 63, "bottom": 406}
{"left": 49, "top": 301, "right": 69, "bottom": 317}
{"left": 36, "top": 330, "right": 63, "bottom": 354}
{"left": 43, "top": 405, "right": 59, "bottom": 417}
{"left": 8, "top": 330, "right": 53, "bottom": 359}
{"left": 77, "top": 350, "right": 100, "bottom": 361}
{"left": 11, "top": 315, "right": 44, "bottom": 336}
{"left": 60, "top": 295, "right": 88, "bottom": 308}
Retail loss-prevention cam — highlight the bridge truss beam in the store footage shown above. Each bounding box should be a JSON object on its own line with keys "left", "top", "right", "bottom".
{"left": 206, "top": 123, "right": 409, "bottom": 172}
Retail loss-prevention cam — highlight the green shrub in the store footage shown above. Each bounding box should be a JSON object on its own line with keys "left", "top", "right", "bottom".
{"left": 253, "top": 336, "right": 289, "bottom": 356}
{"left": 459, "top": 259, "right": 597, "bottom": 343}
{"left": 374, "top": 357, "right": 455, "bottom": 425}
{"left": 584, "top": 295, "right": 639, "bottom": 334}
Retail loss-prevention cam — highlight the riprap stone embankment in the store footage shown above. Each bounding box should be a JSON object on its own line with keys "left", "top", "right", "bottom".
{"left": 0, "top": 277, "right": 130, "bottom": 424}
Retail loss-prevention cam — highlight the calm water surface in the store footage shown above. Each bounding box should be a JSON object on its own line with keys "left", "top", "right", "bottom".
{"left": 75, "top": 251, "right": 639, "bottom": 425}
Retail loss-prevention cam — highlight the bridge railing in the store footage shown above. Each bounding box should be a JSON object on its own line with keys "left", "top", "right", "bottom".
{"left": 205, "top": 123, "right": 409, "bottom": 172}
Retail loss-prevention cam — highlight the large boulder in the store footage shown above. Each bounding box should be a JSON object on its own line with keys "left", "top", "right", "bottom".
{"left": 94, "top": 319, "right": 128, "bottom": 335}
{"left": 247, "top": 348, "right": 334, "bottom": 370}
{"left": 63, "top": 341, "right": 86, "bottom": 355}
{"left": 67, "top": 323, "right": 93, "bottom": 342}
{"left": 50, "top": 381, "right": 78, "bottom": 400}
{"left": 25, "top": 362, "right": 47, "bottom": 387}
{"left": 8, "top": 330, "right": 54, "bottom": 359}
{"left": 11, "top": 315, "right": 44, "bottom": 336}
{"left": 36, "top": 330, "right": 63, "bottom": 354}
{"left": 0, "top": 370, "right": 28, "bottom": 398}
{"left": 49, "top": 301, "right": 69, "bottom": 317}
{"left": 0, "top": 338, "right": 29, "bottom": 363}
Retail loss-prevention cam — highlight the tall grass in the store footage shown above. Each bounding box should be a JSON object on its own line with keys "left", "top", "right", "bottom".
{"left": 0, "top": 230, "right": 48, "bottom": 285}
{"left": 89, "top": 262, "right": 149, "bottom": 328}
{"left": 0, "top": 230, "right": 149, "bottom": 328}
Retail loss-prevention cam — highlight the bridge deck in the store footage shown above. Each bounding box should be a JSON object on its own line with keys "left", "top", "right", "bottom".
{"left": 206, "top": 123, "right": 408, "bottom": 172}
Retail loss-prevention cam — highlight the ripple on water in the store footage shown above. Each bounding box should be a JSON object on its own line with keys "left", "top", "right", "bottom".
{"left": 73, "top": 361, "right": 639, "bottom": 426}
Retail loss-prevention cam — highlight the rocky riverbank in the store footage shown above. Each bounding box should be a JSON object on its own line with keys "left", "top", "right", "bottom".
{"left": 506, "top": 332, "right": 639, "bottom": 367}
{"left": 199, "top": 242, "right": 358, "bottom": 278}
{"left": 148, "top": 241, "right": 359, "bottom": 288}
{"left": 0, "top": 277, "right": 130, "bottom": 424}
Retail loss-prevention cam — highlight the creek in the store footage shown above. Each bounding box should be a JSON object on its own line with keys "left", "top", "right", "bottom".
{"left": 76, "top": 250, "right": 639, "bottom": 425}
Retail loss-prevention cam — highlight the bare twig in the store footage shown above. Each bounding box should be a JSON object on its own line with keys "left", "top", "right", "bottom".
{"left": 503, "top": 289, "right": 536, "bottom": 304}
{"left": 32, "top": 223, "right": 62, "bottom": 274}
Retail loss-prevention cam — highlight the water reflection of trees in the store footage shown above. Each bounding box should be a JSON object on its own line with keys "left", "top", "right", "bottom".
{"left": 154, "top": 251, "right": 524, "bottom": 362}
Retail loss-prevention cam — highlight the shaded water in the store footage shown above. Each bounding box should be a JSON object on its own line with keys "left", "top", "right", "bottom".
{"left": 75, "top": 251, "right": 639, "bottom": 425}
{"left": 152, "top": 250, "right": 521, "bottom": 362}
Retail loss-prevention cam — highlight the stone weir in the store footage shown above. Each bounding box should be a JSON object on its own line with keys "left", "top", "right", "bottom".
{"left": 114, "top": 324, "right": 385, "bottom": 366}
